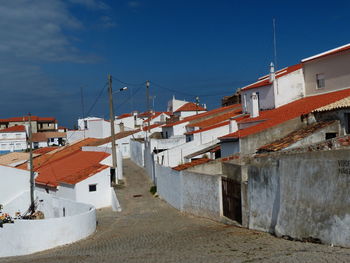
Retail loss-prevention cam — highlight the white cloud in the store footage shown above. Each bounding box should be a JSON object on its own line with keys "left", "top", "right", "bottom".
{"left": 0, "top": 0, "right": 112, "bottom": 122}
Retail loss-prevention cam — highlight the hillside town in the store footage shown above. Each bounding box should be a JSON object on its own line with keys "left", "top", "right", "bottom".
{"left": 1, "top": 43, "right": 350, "bottom": 261}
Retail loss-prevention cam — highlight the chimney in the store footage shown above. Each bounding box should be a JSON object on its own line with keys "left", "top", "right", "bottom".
{"left": 269, "top": 62, "right": 275, "bottom": 82}
{"left": 229, "top": 118, "right": 238, "bottom": 133}
{"left": 119, "top": 122, "right": 124, "bottom": 132}
{"left": 251, "top": 92, "right": 259, "bottom": 118}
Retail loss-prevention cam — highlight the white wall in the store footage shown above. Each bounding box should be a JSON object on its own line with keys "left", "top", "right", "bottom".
{"left": 154, "top": 162, "right": 222, "bottom": 220}
{"left": 0, "top": 131, "right": 27, "bottom": 152}
{"left": 248, "top": 149, "right": 350, "bottom": 247}
{"left": 193, "top": 124, "right": 231, "bottom": 145}
{"left": 156, "top": 139, "right": 219, "bottom": 167}
{"left": 130, "top": 139, "right": 145, "bottom": 167}
{"left": 275, "top": 68, "right": 305, "bottom": 107}
{"left": 241, "top": 85, "right": 275, "bottom": 114}
{"left": 150, "top": 135, "right": 186, "bottom": 150}
{"left": 75, "top": 168, "right": 111, "bottom": 209}
{"left": 303, "top": 50, "right": 350, "bottom": 96}
{"left": 0, "top": 191, "right": 96, "bottom": 258}
{"left": 0, "top": 165, "right": 30, "bottom": 206}
{"left": 174, "top": 110, "right": 206, "bottom": 119}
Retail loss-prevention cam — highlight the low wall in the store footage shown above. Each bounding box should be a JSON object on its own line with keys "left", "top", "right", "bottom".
{"left": 155, "top": 163, "right": 221, "bottom": 221}
{"left": 248, "top": 149, "right": 350, "bottom": 247}
{"left": 156, "top": 163, "right": 182, "bottom": 210}
{"left": 130, "top": 139, "right": 144, "bottom": 167}
{"left": 1, "top": 191, "right": 96, "bottom": 257}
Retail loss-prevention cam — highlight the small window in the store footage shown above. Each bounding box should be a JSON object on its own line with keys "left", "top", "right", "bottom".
{"left": 89, "top": 184, "right": 97, "bottom": 192}
{"left": 316, "top": 73, "right": 325, "bottom": 89}
{"left": 325, "top": 133, "right": 337, "bottom": 140}
{"left": 84, "top": 120, "right": 88, "bottom": 129}
{"left": 346, "top": 113, "right": 350, "bottom": 134}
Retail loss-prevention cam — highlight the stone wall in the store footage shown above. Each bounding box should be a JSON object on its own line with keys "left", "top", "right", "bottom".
{"left": 248, "top": 149, "right": 350, "bottom": 247}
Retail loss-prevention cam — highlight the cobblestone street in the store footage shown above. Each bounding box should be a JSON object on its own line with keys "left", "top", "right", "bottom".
{"left": 2, "top": 159, "right": 350, "bottom": 263}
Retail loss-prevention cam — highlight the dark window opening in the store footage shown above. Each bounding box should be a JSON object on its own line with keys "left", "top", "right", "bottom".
{"left": 346, "top": 113, "right": 350, "bottom": 134}
{"left": 325, "top": 133, "right": 337, "bottom": 140}
{"left": 89, "top": 184, "right": 97, "bottom": 192}
{"left": 63, "top": 207, "right": 66, "bottom": 217}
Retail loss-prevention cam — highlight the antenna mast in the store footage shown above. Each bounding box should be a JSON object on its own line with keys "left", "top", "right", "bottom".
{"left": 273, "top": 18, "right": 278, "bottom": 70}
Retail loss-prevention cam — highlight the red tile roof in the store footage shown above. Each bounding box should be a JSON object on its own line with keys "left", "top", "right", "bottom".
{"left": 257, "top": 121, "right": 336, "bottom": 153}
{"left": 0, "top": 116, "right": 56, "bottom": 123}
{"left": 117, "top": 113, "right": 132, "bottom": 119}
{"left": 17, "top": 138, "right": 99, "bottom": 170}
{"left": 186, "top": 107, "right": 242, "bottom": 129}
{"left": 302, "top": 43, "right": 350, "bottom": 63}
{"left": 174, "top": 102, "right": 207, "bottom": 112}
{"left": 220, "top": 89, "right": 350, "bottom": 140}
{"left": 86, "top": 130, "right": 140, "bottom": 147}
{"left": 142, "top": 123, "right": 163, "bottom": 131}
{"left": 35, "top": 150, "right": 110, "bottom": 187}
{"left": 0, "top": 125, "right": 26, "bottom": 133}
{"left": 172, "top": 158, "right": 211, "bottom": 171}
{"left": 164, "top": 104, "right": 240, "bottom": 128}
{"left": 242, "top": 63, "right": 302, "bottom": 91}
{"left": 31, "top": 132, "right": 66, "bottom": 142}
{"left": 33, "top": 147, "right": 58, "bottom": 155}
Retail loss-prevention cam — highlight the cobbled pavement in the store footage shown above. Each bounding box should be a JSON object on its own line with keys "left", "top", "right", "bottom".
{"left": 1, "top": 159, "right": 350, "bottom": 263}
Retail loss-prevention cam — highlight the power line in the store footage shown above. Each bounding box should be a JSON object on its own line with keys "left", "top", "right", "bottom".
{"left": 85, "top": 82, "right": 108, "bottom": 117}
{"left": 112, "top": 76, "right": 146, "bottom": 87}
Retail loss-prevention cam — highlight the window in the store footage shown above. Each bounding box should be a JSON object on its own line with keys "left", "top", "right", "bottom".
{"left": 316, "top": 73, "right": 325, "bottom": 89}
{"left": 1, "top": 134, "right": 6, "bottom": 138}
{"left": 346, "top": 113, "right": 350, "bottom": 134}
{"left": 325, "top": 133, "right": 337, "bottom": 140}
{"left": 15, "top": 133, "right": 21, "bottom": 139}
{"left": 84, "top": 120, "right": 88, "bottom": 129}
{"left": 89, "top": 184, "right": 97, "bottom": 192}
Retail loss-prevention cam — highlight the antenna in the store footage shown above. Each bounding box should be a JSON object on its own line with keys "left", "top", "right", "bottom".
{"left": 273, "top": 18, "right": 278, "bottom": 70}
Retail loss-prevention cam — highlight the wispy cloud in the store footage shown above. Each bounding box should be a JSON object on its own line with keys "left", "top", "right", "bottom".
{"left": 0, "top": 0, "right": 112, "bottom": 123}
{"left": 100, "top": 15, "right": 117, "bottom": 28}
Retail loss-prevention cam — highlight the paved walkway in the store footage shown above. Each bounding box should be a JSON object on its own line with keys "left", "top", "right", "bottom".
{"left": 2, "top": 159, "right": 350, "bottom": 263}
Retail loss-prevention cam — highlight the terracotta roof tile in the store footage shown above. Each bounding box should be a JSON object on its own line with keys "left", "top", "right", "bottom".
{"left": 87, "top": 130, "right": 140, "bottom": 147}
{"left": 117, "top": 113, "right": 132, "bottom": 119}
{"left": 220, "top": 88, "right": 350, "bottom": 140}
{"left": 33, "top": 147, "right": 58, "bottom": 155}
{"left": 0, "top": 125, "right": 26, "bottom": 133}
{"left": 174, "top": 102, "right": 206, "bottom": 112}
{"left": 0, "top": 116, "right": 56, "bottom": 123}
{"left": 164, "top": 104, "right": 240, "bottom": 128}
{"left": 35, "top": 150, "right": 110, "bottom": 187}
{"left": 172, "top": 158, "right": 211, "bottom": 171}
{"left": 242, "top": 64, "right": 302, "bottom": 91}
{"left": 257, "top": 121, "right": 336, "bottom": 153}
{"left": 17, "top": 138, "right": 99, "bottom": 170}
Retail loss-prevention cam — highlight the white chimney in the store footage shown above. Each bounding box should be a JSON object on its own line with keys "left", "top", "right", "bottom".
{"left": 251, "top": 92, "right": 259, "bottom": 118}
{"left": 269, "top": 62, "right": 275, "bottom": 82}
{"left": 229, "top": 118, "right": 238, "bottom": 133}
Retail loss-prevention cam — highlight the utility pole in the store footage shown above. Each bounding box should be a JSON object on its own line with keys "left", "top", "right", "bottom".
{"left": 108, "top": 74, "right": 117, "bottom": 185}
{"left": 28, "top": 113, "right": 35, "bottom": 215}
{"left": 145, "top": 80, "right": 150, "bottom": 143}
{"left": 80, "top": 86, "right": 85, "bottom": 138}
{"left": 195, "top": 96, "right": 200, "bottom": 115}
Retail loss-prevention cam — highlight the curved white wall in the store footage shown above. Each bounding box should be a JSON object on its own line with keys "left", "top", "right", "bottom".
{"left": 0, "top": 192, "right": 96, "bottom": 258}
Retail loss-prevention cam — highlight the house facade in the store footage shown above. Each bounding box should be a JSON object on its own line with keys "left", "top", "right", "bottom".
{"left": 0, "top": 125, "right": 27, "bottom": 154}
{"left": 0, "top": 116, "right": 57, "bottom": 133}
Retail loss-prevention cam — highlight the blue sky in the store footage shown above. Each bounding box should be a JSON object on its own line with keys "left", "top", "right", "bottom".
{"left": 1, "top": 0, "right": 350, "bottom": 127}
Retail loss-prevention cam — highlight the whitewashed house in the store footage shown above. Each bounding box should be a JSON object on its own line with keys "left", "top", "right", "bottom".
{"left": 241, "top": 63, "right": 305, "bottom": 115}
{"left": 35, "top": 150, "right": 114, "bottom": 209}
{"left": 173, "top": 102, "right": 207, "bottom": 119}
{"left": 0, "top": 125, "right": 27, "bottom": 154}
